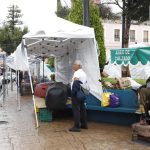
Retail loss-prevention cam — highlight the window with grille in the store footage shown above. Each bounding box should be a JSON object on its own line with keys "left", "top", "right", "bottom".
{"left": 130, "top": 30, "right": 135, "bottom": 42}
{"left": 114, "top": 29, "right": 120, "bottom": 41}
{"left": 143, "top": 31, "right": 149, "bottom": 42}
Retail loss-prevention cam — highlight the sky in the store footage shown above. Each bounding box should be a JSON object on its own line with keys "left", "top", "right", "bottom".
{"left": 0, "top": 0, "right": 58, "bottom": 25}
{"left": 0, "top": 0, "right": 120, "bottom": 28}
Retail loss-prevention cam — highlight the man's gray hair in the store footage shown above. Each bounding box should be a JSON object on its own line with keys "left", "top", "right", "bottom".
{"left": 74, "top": 60, "right": 82, "bottom": 67}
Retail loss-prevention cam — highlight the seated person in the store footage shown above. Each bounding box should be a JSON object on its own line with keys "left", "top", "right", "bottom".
{"left": 138, "top": 77, "right": 150, "bottom": 113}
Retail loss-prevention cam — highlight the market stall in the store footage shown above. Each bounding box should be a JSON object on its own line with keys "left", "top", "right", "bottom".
{"left": 87, "top": 46, "right": 150, "bottom": 125}
{"left": 10, "top": 16, "right": 102, "bottom": 127}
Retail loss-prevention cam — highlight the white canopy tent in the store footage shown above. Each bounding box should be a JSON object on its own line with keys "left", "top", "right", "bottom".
{"left": 6, "top": 46, "right": 53, "bottom": 80}
{"left": 9, "top": 16, "right": 102, "bottom": 127}
{"left": 104, "top": 63, "right": 121, "bottom": 78}
{"left": 6, "top": 45, "right": 41, "bottom": 112}
{"left": 6, "top": 44, "right": 29, "bottom": 71}
{"left": 21, "top": 16, "right": 102, "bottom": 99}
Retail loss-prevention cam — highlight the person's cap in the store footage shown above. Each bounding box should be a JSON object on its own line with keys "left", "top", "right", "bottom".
{"left": 74, "top": 60, "right": 82, "bottom": 66}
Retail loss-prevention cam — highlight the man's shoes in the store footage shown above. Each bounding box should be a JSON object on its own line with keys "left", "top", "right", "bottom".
{"left": 69, "top": 127, "right": 81, "bottom": 132}
{"left": 81, "top": 125, "right": 88, "bottom": 129}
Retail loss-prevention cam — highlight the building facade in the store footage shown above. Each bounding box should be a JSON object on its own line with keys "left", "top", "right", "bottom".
{"left": 103, "top": 21, "right": 150, "bottom": 59}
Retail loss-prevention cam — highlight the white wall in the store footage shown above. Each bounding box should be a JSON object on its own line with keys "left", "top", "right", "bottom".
{"left": 103, "top": 22, "right": 150, "bottom": 59}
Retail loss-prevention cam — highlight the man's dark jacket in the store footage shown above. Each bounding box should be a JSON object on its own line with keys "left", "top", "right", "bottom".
{"left": 71, "top": 80, "right": 82, "bottom": 97}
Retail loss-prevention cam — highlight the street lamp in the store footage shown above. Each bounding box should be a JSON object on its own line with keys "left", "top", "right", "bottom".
{"left": 122, "top": 0, "right": 125, "bottom": 48}
{"left": 83, "top": 0, "right": 90, "bottom": 26}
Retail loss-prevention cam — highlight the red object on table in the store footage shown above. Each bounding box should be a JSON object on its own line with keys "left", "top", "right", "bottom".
{"left": 34, "top": 82, "right": 50, "bottom": 98}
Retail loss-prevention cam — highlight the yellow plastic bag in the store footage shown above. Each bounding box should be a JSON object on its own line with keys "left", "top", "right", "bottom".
{"left": 101, "top": 92, "right": 111, "bottom": 107}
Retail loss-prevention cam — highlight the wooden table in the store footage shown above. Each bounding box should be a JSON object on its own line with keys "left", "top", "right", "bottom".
{"left": 34, "top": 97, "right": 46, "bottom": 113}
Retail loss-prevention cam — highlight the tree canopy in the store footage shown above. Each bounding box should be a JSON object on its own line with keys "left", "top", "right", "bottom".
{"left": 106, "top": 0, "right": 150, "bottom": 47}
{"left": 0, "top": 5, "right": 28, "bottom": 54}
{"left": 0, "top": 26, "right": 28, "bottom": 54}
{"left": 99, "top": 4, "right": 120, "bottom": 20}
{"left": 7, "top": 5, "right": 22, "bottom": 34}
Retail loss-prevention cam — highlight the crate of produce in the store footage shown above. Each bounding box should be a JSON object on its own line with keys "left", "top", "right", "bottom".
{"left": 39, "top": 108, "right": 52, "bottom": 122}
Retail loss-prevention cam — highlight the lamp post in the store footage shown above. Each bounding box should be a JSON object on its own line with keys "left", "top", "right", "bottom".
{"left": 83, "top": 0, "right": 90, "bottom": 26}
{"left": 122, "top": 0, "right": 125, "bottom": 48}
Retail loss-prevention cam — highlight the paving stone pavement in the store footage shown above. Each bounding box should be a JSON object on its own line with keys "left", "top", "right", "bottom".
{"left": 0, "top": 88, "right": 150, "bottom": 150}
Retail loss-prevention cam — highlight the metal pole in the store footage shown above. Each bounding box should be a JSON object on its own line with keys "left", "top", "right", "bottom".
{"left": 122, "top": 0, "right": 125, "bottom": 48}
{"left": 10, "top": 69, "right": 13, "bottom": 91}
{"left": 43, "top": 57, "right": 44, "bottom": 82}
{"left": 23, "top": 39, "right": 39, "bottom": 128}
{"left": 6, "top": 67, "right": 8, "bottom": 95}
{"left": 16, "top": 71, "right": 18, "bottom": 108}
{"left": 2, "top": 54, "right": 6, "bottom": 106}
{"left": 83, "top": 0, "right": 90, "bottom": 26}
{"left": 17, "top": 71, "right": 21, "bottom": 111}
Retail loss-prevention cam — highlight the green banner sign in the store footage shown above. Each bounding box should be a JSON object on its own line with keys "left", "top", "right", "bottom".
{"left": 111, "top": 47, "right": 150, "bottom": 65}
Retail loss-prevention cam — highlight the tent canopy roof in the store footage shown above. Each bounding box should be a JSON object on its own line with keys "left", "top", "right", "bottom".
{"left": 111, "top": 47, "right": 150, "bottom": 65}
{"left": 23, "top": 37, "right": 87, "bottom": 57}
{"left": 23, "top": 16, "right": 95, "bottom": 39}
{"left": 22, "top": 16, "right": 95, "bottom": 57}
{"left": 9, "top": 16, "right": 102, "bottom": 100}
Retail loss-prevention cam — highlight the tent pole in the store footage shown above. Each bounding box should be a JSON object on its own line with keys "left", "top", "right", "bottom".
{"left": 23, "top": 39, "right": 39, "bottom": 128}
{"left": 27, "top": 39, "right": 42, "bottom": 48}
{"left": 43, "top": 57, "right": 44, "bottom": 82}
{"left": 16, "top": 71, "right": 17, "bottom": 106}
{"left": 10, "top": 69, "right": 13, "bottom": 91}
{"left": 2, "top": 54, "right": 6, "bottom": 106}
{"left": 28, "top": 59, "right": 39, "bottom": 128}
{"left": 17, "top": 70, "right": 21, "bottom": 111}
{"left": 6, "top": 66, "right": 8, "bottom": 95}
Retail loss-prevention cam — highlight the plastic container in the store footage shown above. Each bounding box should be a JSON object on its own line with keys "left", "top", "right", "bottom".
{"left": 39, "top": 108, "right": 52, "bottom": 122}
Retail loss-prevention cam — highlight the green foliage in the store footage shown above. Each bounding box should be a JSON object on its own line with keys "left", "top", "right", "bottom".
{"left": 68, "top": 0, "right": 106, "bottom": 65}
{"left": 134, "top": 79, "right": 146, "bottom": 85}
{"left": 0, "top": 26, "right": 13, "bottom": 53}
{"left": 0, "top": 5, "right": 28, "bottom": 54}
{"left": 7, "top": 5, "right": 22, "bottom": 34}
{"left": 56, "top": 0, "right": 70, "bottom": 19}
{"left": 48, "top": 57, "right": 55, "bottom": 67}
{"left": 68, "top": 0, "right": 83, "bottom": 25}
{"left": 90, "top": 3, "right": 106, "bottom": 65}
{"left": 124, "top": 0, "right": 150, "bottom": 23}
{"left": 102, "top": 77, "right": 118, "bottom": 84}
{"left": 103, "top": 77, "right": 146, "bottom": 85}
{"left": 0, "top": 26, "right": 28, "bottom": 54}
{"left": 99, "top": 4, "right": 120, "bottom": 20}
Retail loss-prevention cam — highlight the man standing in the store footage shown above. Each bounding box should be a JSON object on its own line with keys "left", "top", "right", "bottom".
{"left": 69, "top": 60, "right": 88, "bottom": 132}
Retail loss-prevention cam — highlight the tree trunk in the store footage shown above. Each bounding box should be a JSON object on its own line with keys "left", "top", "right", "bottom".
{"left": 122, "top": 16, "right": 131, "bottom": 77}
{"left": 124, "top": 16, "right": 131, "bottom": 48}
